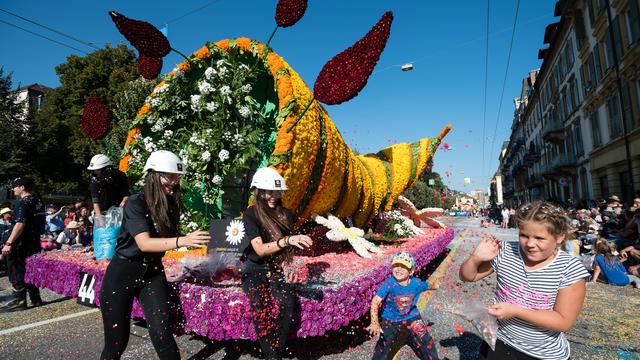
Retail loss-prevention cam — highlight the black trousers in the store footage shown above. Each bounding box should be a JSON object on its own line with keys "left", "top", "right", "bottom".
{"left": 99, "top": 256, "right": 179, "bottom": 360}
{"left": 372, "top": 317, "right": 440, "bottom": 360}
{"left": 241, "top": 269, "right": 296, "bottom": 360}
{"left": 480, "top": 339, "right": 541, "bottom": 360}
{"left": 6, "top": 242, "right": 39, "bottom": 294}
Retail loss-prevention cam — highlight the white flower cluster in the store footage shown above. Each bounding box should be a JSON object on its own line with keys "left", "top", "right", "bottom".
{"left": 218, "top": 149, "right": 229, "bottom": 162}
{"left": 384, "top": 210, "right": 418, "bottom": 238}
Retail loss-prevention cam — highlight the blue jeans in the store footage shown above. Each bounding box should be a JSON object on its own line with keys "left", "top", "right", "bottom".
{"left": 372, "top": 317, "right": 440, "bottom": 360}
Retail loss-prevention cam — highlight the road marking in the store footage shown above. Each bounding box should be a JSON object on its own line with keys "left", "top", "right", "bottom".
{"left": 0, "top": 308, "right": 100, "bottom": 336}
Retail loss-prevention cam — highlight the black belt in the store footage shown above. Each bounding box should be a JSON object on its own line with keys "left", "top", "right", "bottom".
{"left": 113, "top": 252, "right": 162, "bottom": 264}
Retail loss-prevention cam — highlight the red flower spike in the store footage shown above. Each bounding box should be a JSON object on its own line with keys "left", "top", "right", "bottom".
{"left": 138, "top": 54, "right": 163, "bottom": 80}
{"left": 275, "top": 0, "right": 308, "bottom": 27}
{"left": 109, "top": 11, "right": 170, "bottom": 58}
{"left": 314, "top": 11, "right": 393, "bottom": 105}
{"left": 81, "top": 93, "right": 111, "bottom": 140}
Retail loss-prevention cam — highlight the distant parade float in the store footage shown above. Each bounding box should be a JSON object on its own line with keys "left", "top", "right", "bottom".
{"left": 26, "top": 4, "right": 453, "bottom": 341}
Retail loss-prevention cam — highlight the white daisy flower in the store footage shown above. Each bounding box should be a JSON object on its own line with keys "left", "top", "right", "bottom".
{"left": 225, "top": 220, "right": 245, "bottom": 246}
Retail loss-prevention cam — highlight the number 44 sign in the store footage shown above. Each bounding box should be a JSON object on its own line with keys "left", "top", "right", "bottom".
{"left": 77, "top": 272, "right": 97, "bottom": 307}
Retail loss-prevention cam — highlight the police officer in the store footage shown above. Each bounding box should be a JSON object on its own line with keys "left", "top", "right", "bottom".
{"left": 0, "top": 177, "right": 45, "bottom": 312}
{"left": 87, "top": 154, "right": 130, "bottom": 225}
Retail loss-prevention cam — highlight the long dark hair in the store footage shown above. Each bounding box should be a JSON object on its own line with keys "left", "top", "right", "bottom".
{"left": 252, "top": 188, "right": 293, "bottom": 263}
{"left": 144, "top": 171, "right": 184, "bottom": 236}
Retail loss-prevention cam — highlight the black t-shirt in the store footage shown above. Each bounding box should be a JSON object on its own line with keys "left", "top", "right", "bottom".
{"left": 89, "top": 168, "right": 130, "bottom": 212}
{"left": 114, "top": 193, "right": 167, "bottom": 260}
{"left": 242, "top": 206, "right": 295, "bottom": 271}
{"left": 12, "top": 194, "right": 45, "bottom": 254}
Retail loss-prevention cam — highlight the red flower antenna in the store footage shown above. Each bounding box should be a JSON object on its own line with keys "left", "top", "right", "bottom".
{"left": 81, "top": 93, "right": 111, "bottom": 140}
{"left": 275, "top": 0, "right": 308, "bottom": 27}
{"left": 314, "top": 11, "right": 393, "bottom": 105}
{"left": 266, "top": 0, "right": 308, "bottom": 46}
{"left": 109, "top": 11, "right": 171, "bottom": 58}
{"left": 138, "top": 54, "right": 163, "bottom": 80}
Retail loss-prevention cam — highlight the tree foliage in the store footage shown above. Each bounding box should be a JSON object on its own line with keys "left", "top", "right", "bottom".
{"left": 27, "top": 44, "right": 139, "bottom": 195}
{"left": 0, "top": 68, "right": 31, "bottom": 185}
{"left": 402, "top": 171, "right": 456, "bottom": 210}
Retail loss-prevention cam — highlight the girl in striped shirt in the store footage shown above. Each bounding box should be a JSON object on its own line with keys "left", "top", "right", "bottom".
{"left": 460, "top": 202, "right": 589, "bottom": 360}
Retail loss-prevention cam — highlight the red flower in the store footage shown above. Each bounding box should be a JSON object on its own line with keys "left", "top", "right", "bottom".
{"left": 275, "top": 0, "right": 308, "bottom": 27}
{"left": 138, "top": 54, "right": 163, "bottom": 80}
{"left": 109, "top": 11, "right": 170, "bottom": 58}
{"left": 313, "top": 12, "right": 393, "bottom": 105}
{"left": 81, "top": 93, "right": 111, "bottom": 140}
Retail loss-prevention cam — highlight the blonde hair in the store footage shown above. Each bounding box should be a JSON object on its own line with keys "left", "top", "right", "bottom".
{"left": 515, "top": 201, "right": 571, "bottom": 244}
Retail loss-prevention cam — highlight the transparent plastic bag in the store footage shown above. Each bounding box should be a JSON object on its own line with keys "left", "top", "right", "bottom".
{"left": 93, "top": 207, "right": 123, "bottom": 260}
{"left": 456, "top": 300, "right": 498, "bottom": 351}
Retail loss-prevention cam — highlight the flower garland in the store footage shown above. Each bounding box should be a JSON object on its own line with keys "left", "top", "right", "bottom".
{"left": 359, "top": 155, "right": 389, "bottom": 221}
{"left": 353, "top": 158, "right": 375, "bottom": 227}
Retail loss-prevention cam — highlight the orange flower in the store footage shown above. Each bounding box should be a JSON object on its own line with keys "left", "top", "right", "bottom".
{"left": 236, "top": 37, "right": 251, "bottom": 51}
{"left": 194, "top": 45, "right": 211, "bottom": 59}
{"left": 137, "top": 103, "right": 151, "bottom": 117}
{"left": 119, "top": 155, "right": 132, "bottom": 172}
{"left": 177, "top": 61, "right": 191, "bottom": 73}
{"left": 215, "top": 39, "right": 230, "bottom": 50}
{"left": 124, "top": 126, "right": 141, "bottom": 146}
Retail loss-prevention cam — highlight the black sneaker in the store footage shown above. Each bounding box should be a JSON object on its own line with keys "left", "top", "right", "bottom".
{"left": 28, "top": 289, "right": 43, "bottom": 307}
{"left": 0, "top": 297, "right": 28, "bottom": 312}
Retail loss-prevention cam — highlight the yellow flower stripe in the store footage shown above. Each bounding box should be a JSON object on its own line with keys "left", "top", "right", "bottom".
{"left": 380, "top": 143, "right": 412, "bottom": 210}
{"left": 353, "top": 158, "right": 375, "bottom": 227}
{"left": 407, "top": 138, "right": 431, "bottom": 188}
{"left": 359, "top": 155, "right": 388, "bottom": 220}
{"left": 298, "top": 105, "right": 348, "bottom": 219}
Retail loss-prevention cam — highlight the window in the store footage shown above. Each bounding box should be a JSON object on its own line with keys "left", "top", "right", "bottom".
{"left": 575, "top": 124, "right": 584, "bottom": 156}
{"left": 575, "top": 10, "right": 587, "bottom": 47}
{"left": 621, "top": 81, "right": 634, "bottom": 133}
{"left": 572, "top": 79, "right": 581, "bottom": 108}
{"left": 594, "top": 45, "right": 603, "bottom": 80}
{"left": 611, "top": 16, "right": 624, "bottom": 60}
{"left": 590, "top": 111, "right": 602, "bottom": 147}
{"left": 607, "top": 95, "right": 622, "bottom": 138}
{"left": 587, "top": 0, "right": 596, "bottom": 27}
{"left": 580, "top": 167, "right": 589, "bottom": 199}
{"left": 567, "top": 38, "right": 575, "bottom": 67}
{"left": 628, "top": 0, "right": 640, "bottom": 44}
{"left": 600, "top": 175, "right": 609, "bottom": 199}
{"left": 620, "top": 171, "right": 633, "bottom": 203}
{"left": 603, "top": 36, "right": 615, "bottom": 69}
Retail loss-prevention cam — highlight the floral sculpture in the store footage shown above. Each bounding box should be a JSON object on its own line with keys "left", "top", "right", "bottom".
{"left": 312, "top": 214, "right": 381, "bottom": 258}
{"left": 118, "top": 38, "right": 451, "bottom": 229}
{"left": 397, "top": 195, "right": 446, "bottom": 229}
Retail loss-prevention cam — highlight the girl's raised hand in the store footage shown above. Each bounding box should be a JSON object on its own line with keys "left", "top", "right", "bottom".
{"left": 180, "top": 230, "right": 210, "bottom": 248}
{"left": 472, "top": 235, "right": 500, "bottom": 262}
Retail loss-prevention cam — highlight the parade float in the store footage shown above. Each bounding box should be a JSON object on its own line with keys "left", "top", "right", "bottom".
{"left": 25, "top": 1, "right": 453, "bottom": 340}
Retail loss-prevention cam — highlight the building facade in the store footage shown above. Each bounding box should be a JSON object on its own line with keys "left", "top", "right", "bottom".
{"left": 499, "top": 0, "right": 640, "bottom": 207}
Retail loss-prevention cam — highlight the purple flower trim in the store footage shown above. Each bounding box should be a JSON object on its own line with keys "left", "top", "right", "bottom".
{"left": 25, "top": 228, "right": 453, "bottom": 340}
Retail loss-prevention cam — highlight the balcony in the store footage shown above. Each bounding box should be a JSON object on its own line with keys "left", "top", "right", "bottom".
{"left": 542, "top": 119, "right": 564, "bottom": 144}
{"left": 550, "top": 154, "right": 577, "bottom": 172}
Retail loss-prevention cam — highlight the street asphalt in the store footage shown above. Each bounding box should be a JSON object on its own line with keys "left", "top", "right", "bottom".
{"left": 0, "top": 217, "right": 638, "bottom": 359}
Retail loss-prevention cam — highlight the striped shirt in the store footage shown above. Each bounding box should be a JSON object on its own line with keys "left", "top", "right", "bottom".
{"left": 491, "top": 242, "right": 589, "bottom": 360}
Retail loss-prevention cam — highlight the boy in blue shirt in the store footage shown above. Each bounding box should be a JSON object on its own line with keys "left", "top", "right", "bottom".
{"left": 366, "top": 252, "right": 440, "bottom": 359}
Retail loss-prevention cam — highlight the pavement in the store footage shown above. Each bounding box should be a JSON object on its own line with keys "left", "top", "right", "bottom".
{"left": 0, "top": 217, "right": 638, "bottom": 359}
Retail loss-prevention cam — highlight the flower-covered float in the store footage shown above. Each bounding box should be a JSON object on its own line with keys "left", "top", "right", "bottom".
{"left": 26, "top": 4, "right": 454, "bottom": 341}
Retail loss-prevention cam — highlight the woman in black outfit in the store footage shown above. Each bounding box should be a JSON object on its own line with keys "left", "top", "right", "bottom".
{"left": 99, "top": 150, "right": 210, "bottom": 360}
{"left": 242, "top": 167, "right": 313, "bottom": 360}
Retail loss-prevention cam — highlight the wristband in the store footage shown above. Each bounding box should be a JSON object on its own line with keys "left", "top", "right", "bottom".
{"left": 277, "top": 238, "right": 284, "bottom": 249}
{"left": 176, "top": 236, "right": 180, "bottom": 248}
{"left": 285, "top": 236, "right": 291, "bottom": 246}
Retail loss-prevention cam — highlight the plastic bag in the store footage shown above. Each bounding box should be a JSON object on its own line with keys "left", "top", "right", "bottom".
{"left": 168, "top": 252, "right": 239, "bottom": 282}
{"left": 456, "top": 300, "right": 498, "bottom": 351}
{"left": 93, "top": 207, "right": 123, "bottom": 260}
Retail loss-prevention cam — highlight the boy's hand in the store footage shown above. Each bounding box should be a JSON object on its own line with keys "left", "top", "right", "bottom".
{"left": 487, "top": 302, "right": 519, "bottom": 320}
{"left": 471, "top": 235, "right": 500, "bottom": 262}
{"left": 365, "top": 322, "right": 382, "bottom": 337}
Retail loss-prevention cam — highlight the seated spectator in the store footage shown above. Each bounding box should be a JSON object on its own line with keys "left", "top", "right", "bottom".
{"left": 0, "top": 207, "right": 13, "bottom": 246}
{"left": 63, "top": 206, "right": 77, "bottom": 227}
{"left": 77, "top": 218, "right": 93, "bottom": 246}
{"left": 56, "top": 221, "right": 81, "bottom": 248}
{"left": 590, "top": 239, "right": 640, "bottom": 288}
{"left": 45, "top": 205, "right": 65, "bottom": 237}
{"left": 78, "top": 207, "right": 92, "bottom": 228}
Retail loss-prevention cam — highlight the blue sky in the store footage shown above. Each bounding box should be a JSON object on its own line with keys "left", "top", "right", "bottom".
{"left": 0, "top": 0, "right": 557, "bottom": 192}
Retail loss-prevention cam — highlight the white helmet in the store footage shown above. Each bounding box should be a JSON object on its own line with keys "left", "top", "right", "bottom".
{"left": 143, "top": 150, "right": 186, "bottom": 174}
{"left": 87, "top": 154, "right": 112, "bottom": 170}
{"left": 250, "top": 167, "right": 287, "bottom": 190}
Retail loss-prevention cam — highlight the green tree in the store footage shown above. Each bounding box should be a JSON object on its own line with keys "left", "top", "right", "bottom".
{"left": 402, "top": 180, "right": 443, "bottom": 208}
{"left": 0, "top": 68, "right": 32, "bottom": 185}
{"left": 29, "top": 44, "right": 139, "bottom": 195}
